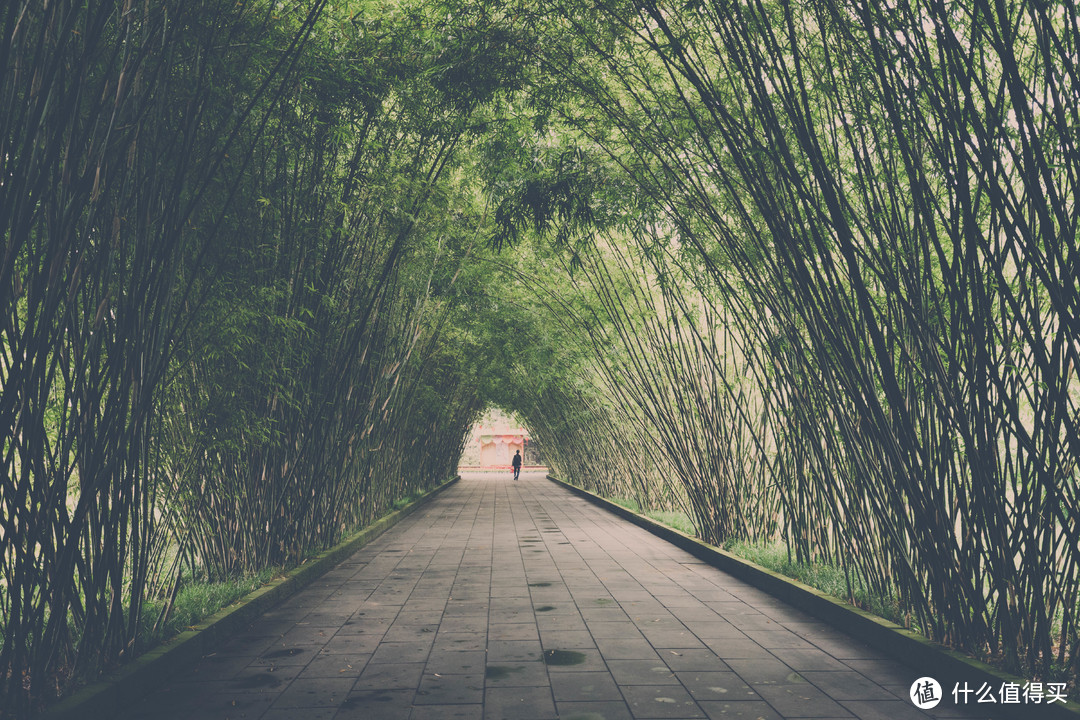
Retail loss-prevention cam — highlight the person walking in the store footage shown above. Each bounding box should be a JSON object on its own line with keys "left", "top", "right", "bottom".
{"left": 511, "top": 449, "right": 522, "bottom": 481}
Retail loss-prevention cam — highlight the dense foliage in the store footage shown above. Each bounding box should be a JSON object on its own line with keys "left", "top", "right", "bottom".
{"left": 0, "top": 0, "right": 503, "bottom": 712}
{"left": 496, "top": 0, "right": 1080, "bottom": 688}
{"left": 2, "top": 0, "right": 1078, "bottom": 713}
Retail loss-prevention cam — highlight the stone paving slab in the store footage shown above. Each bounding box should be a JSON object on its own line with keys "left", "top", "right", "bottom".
{"left": 122, "top": 471, "right": 993, "bottom": 720}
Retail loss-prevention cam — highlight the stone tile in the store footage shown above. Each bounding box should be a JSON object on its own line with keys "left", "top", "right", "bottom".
{"left": 587, "top": 621, "right": 646, "bottom": 639}
{"left": 251, "top": 643, "right": 323, "bottom": 667}
{"left": 841, "top": 657, "right": 918, "bottom": 684}
{"left": 178, "top": 653, "right": 255, "bottom": 682}
{"left": 842, "top": 699, "right": 948, "bottom": 719}
{"left": 369, "top": 640, "right": 434, "bottom": 664}
{"left": 336, "top": 616, "right": 392, "bottom": 635}
{"left": 651, "top": 595, "right": 709, "bottom": 608}
{"left": 336, "top": 688, "right": 415, "bottom": 719}
{"left": 606, "top": 659, "right": 680, "bottom": 685}
{"left": 808, "top": 635, "right": 883, "bottom": 660}
{"left": 413, "top": 672, "right": 484, "bottom": 704}
{"left": 539, "top": 629, "right": 596, "bottom": 648}
{"left": 703, "top": 602, "right": 766, "bottom": 617}
{"left": 426, "top": 649, "right": 487, "bottom": 675}
{"left": 541, "top": 647, "right": 608, "bottom": 672}
{"left": 351, "top": 604, "right": 403, "bottom": 619}
{"left": 443, "top": 602, "right": 488, "bottom": 616}
{"left": 621, "top": 685, "right": 706, "bottom": 718}
{"left": 493, "top": 597, "right": 535, "bottom": 611}
{"left": 354, "top": 662, "right": 425, "bottom": 689}
{"left": 550, "top": 671, "right": 623, "bottom": 702}
{"left": 409, "top": 704, "right": 483, "bottom": 719}
{"left": 683, "top": 621, "right": 747, "bottom": 639}
{"left": 703, "top": 637, "right": 774, "bottom": 660}
{"left": 270, "top": 676, "right": 356, "bottom": 708}
{"left": 128, "top": 689, "right": 276, "bottom": 720}
{"left": 639, "top": 629, "right": 707, "bottom": 648}
{"left": 438, "top": 614, "right": 488, "bottom": 631}
{"left": 676, "top": 671, "right": 759, "bottom": 702}
{"left": 384, "top": 623, "right": 441, "bottom": 642}
{"left": 743, "top": 628, "right": 816, "bottom": 649}
{"left": 118, "top": 475, "right": 950, "bottom": 720}
{"left": 484, "top": 686, "right": 557, "bottom": 720}
{"left": 299, "top": 652, "right": 371, "bottom": 679}
{"left": 800, "top": 670, "right": 897, "bottom": 700}
{"left": 433, "top": 632, "right": 487, "bottom": 651}
{"left": 670, "top": 606, "right": 727, "bottom": 622}
{"left": 484, "top": 661, "right": 550, "bottom": 686}
{"left": 218, "top": 668, "right": 301, "bottom": 694}
{"left": 753, "top": 683, "right": 854, "bottom": 717}
{"left": 321, "top": 633, "right": 383, "bottom": 654}
{"left": 660, "top": 648, "right": 730, "bottom": 672}
{"left": 580, "top": 607, "right": 631, "bottom": 622}
{"left": 487, "top": 639, "right": 544, "bottom": 663}
{"left": 726, "top": 656, "right": 805, "bottom": 685}
{"left": 208, "top": 633, "right": 282, "bottom": 660}
{"left": 781, "top": 621, "right": 838, "bottom": 637}
{"left": 596, "top": 636, "right": 663, "bottom": 660}
{"left": 303, "top": 613, "right": 354, "bottom": 627}
{"left": 490, "top": 623, "right": 540, "bottom": 641}
{"left": 397, "top": 610, "right": 446, "bottom": 624}
{"left": 530, "top": 591, "right": 575, "bottom": 604}
{"left": 771, "top": 647, "right": 853, "bottom": 672}
{"left": 555, "top": 700, "right": 635, "bottom": 720}
{"left": 925, "top": 703, "right": 996, "bottom": 719}
{"left": 536, "top": 614, "right": 589, "bottom": 631}
{"left": 631, "top": 615, "right": 683, "bottom": 629}
{"left": 698, "top": 700, "right": 784, "bottom": 719}
{"left": 263, "top": 707, "right": 337, "bottom": 720}
{"left": 727, "top": 615, "right": 786, "bottom": 631}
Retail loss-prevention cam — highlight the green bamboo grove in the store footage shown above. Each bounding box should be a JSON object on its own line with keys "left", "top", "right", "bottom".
{"left": 2, "top": 0, "right": 1078, "bottom": 713}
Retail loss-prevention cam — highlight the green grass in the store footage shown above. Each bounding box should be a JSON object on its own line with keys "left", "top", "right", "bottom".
{"left": 609, "top": 496, "right": 641, "bottom": 512}
{"left": 139, "top": 565, "right": 282, "bottom": 647}
{"left": 134, "top": 489, "right": 429, "bottom": 650}
{"left": 643, "top": 510, "right": 696, "bottom": 535}
{"left": 0, "top": 481, "right": 458, "bottom": 715}
{"left": 590, "top": 485, "right": 1079, "bottom": 699}
{"left": 606, "top": 493, "right": 907, "bottom": 628}
{"left": 720, "top": 541, "right": 910, "bottom": 628}
{"left": 608, "top": 497, "right": 698, "bottom": 537}
{"left": 632, "top": 506, "right": 1078, "bottom": 698}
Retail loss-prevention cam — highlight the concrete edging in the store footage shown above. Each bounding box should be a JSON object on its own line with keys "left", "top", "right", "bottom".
{"left": 41, "top": 475, "right": 460, "bottom": 720}
{"left": 548, "top": 474, "right": 1080, "bottom": 720}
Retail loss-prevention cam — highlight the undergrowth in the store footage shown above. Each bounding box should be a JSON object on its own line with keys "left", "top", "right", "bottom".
{"left": 138, "top": 565, "right": 282, "bottom": 648}
{"left": 721, "top": 541, "right": 909, "bottom": 629}
{"left": 608, "top": 496, "right": 907, "bottom": 626}
{"left": 130, "top": 489, "right": 426, "bottom": 653}
{"left": 609, "top": 497, "right": 698, "bottom": 536}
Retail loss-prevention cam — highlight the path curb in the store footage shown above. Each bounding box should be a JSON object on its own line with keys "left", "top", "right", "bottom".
{"left": 548, "top": 474, "right": 1080, "bottom": 720}
{"left": 41, "top": 476, "right": 459, "bottom": 720}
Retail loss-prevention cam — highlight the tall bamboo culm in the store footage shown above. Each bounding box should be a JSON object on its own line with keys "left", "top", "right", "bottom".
{"left": 524, "top": 0, "right": 1080, "bottom": 684}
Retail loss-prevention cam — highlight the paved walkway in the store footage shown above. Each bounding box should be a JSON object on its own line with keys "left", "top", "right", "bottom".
{"left": 126, "top": 471, "right": 984, "bottom": 720}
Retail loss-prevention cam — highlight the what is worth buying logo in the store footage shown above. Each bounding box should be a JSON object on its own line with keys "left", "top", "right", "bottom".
{"left": 909, "top": 676, "right": 1068, "bottom": 708}
{"left": 910, "top": 677, "right": 943, "bottom": 709}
